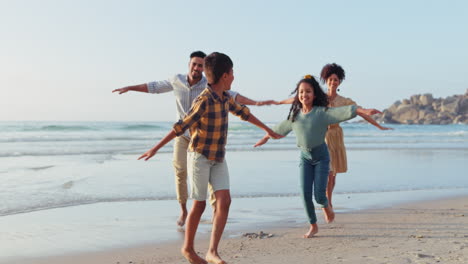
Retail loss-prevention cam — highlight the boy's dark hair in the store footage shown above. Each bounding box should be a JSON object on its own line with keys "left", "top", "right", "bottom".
{"left": 190, "top": 51, "right": 206, "bottom": 59}
{"left": 287, "top": 76, "right": 329, "bottom": 122}
{"left": 204, "top": 52, "right": 233, "bottom": 85}
{"left": 320, "top": 63, "right": 345, "bottom": 83}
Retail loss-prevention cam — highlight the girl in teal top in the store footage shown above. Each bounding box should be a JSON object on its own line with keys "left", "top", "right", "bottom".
{"left": 255, "top": 75, "right": 380, "bottom": 238}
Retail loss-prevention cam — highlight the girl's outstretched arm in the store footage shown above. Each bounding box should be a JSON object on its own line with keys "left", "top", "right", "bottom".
{"left": 138, "top": 130, "right": 177, "bottom": 161}
{"left": 277, "top": 97, "right": 294, "bottom": 104}
{"left": 254, "top": 134, "right": 270, "bottom": 147}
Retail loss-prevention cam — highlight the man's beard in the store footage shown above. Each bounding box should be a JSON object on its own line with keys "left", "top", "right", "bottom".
{"left": 191, "top": 71, "right": 202, "bottom": 79}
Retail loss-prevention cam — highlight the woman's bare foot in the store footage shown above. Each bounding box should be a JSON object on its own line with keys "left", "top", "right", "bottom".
{"left": 303, "top": 223, "right": 319, "bottom": 238}
{"left": 322, "top": 206, "right": 335, "bottom": 223}
{"left": 206, "top": 251, "right": 227, "bottom": 264}
{"left": 177, "top": 210, "right": 188, "bottom": 227}
{"left": 181, "top": 248, "right": 207, "bottom": 264}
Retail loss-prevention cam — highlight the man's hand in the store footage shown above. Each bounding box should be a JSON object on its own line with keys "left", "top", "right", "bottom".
{"left": 138, "top": 148, "right": 157, "bottom": 161}
{"left": 112, "top": 87, "right": 130, "bottom": 94}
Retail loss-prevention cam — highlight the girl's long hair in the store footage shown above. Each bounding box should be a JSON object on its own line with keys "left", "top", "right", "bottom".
{"left": 287, "top": 75, "right": 329, "bottom": 122}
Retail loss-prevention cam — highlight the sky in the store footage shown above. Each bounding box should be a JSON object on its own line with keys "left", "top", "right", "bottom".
{"left": 1, "top": 0, "right": 467, "bottom": 122}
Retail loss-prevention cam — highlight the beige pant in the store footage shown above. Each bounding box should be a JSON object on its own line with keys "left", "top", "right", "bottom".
{"left": 172, "top": 136, "right": 216, "bottom": 205}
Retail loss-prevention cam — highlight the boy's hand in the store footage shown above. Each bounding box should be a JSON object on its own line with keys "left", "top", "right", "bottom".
{"left": 267, "top": 130, "right": 284, "bottom": 139}
{"left": 254, "top": 136, "right": 270, "bottom": 147}
{"left": 112, "top": 87, "right": 130, "bottom": 94}
{"left": 138, "top": 148, "right": 157, "bottom": 161}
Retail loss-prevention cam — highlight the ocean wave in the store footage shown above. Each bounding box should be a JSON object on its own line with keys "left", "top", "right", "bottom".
{"left": 0, "top": 136, "right": 156, "bottom": 143}
{"left": 36, "top": 125, "right": 98, "bottom": 131}
{"left": 120, "top": 124, "right": 165, "bottom": 130}
{"left": 345, "top": 131, "right": 468, "bottom": 138}
{"left": 0, "top": 148, "right": 173, "bottom": 158}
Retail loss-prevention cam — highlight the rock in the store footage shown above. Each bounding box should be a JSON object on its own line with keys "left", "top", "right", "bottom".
{"left": 393, "top": 105, "right": 419, "bottom": 123}
{"left": 441, "top": 97, "right": 460, "bottom": 113}
{"left": 458, "top": 98, "right": 468, "bottom": 114}
{"left": 387, "top": 101, "right": 400, "bottom": 113}
{"left": 410, "top": 95, "right": 421, "bottom": 105}
{"left": 369, "top": 91, "right": 467, "bottom": 125}
{"left": 420, "top": 94, "right": 434, "bottom": 106}
{"left": 453, "top": 115, "right": 464, "bottom": 124}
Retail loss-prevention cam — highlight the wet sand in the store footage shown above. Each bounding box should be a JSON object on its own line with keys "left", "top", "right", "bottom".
{"left": 12, "top": 195, "right": 467, "bottom": 264}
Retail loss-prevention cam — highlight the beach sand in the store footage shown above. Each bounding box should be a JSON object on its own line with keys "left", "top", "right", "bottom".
{"left": 13, "top": 195, "right": 467, "bottom": 264}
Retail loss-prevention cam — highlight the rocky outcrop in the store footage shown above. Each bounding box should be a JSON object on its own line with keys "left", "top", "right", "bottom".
{"left": 373, "top": 89, "right": 468, "bottom": 124}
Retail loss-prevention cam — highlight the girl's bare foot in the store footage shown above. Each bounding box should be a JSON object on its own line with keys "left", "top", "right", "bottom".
{"left": 181, "top": 248, "right": 207, "bottom": 264}
{"left": 206, "top": 251, "right": 227, "bottom": 264}
{"left": 303, "top": 223, "right": 319, "bottom": 238}
{"left": 322, "top": 206, "right": 335, "bottom": 223}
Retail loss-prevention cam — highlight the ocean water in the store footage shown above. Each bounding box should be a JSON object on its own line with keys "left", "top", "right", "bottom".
{"left": 1, "top": 121, "right": 467, "bottom": 260}
{"left": 0, "top": 121, "right": 467, "bottom": 217}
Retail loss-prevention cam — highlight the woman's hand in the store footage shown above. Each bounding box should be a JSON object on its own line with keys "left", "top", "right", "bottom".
{"left": 357, "top": 108, "right": 382, "bottom": 116}
{"left": 379, "top": 126, "right": 394, "bottom": 130}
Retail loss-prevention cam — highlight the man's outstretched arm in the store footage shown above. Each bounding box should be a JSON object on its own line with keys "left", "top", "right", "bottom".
{"left": 112, "top": 84, "right": 149, "bottom": 94}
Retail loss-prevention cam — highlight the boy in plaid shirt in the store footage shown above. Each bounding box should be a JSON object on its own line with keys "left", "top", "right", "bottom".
{"left": 139, "top": 52, "right": 282, "bottom": 264}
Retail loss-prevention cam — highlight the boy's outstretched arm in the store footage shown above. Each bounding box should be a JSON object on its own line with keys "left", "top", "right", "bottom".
{"left": 246, "top": 114, "right": 283, "bottom": 139}
{"left": 138, "top": 130, "right": 177, "bottom": 161}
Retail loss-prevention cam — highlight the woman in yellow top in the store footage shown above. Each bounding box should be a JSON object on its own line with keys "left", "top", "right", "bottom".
{"left": 279, "top": 63, "right": 392, "bottom": 208}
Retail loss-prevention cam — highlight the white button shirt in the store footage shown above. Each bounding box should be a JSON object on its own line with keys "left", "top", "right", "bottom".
{"left": 147, "top": 74, "right": 238, "bottom": 137}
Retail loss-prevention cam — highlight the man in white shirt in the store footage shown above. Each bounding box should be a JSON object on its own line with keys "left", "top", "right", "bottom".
{"left": 113, "top": 51, "right": 276, "bottom": 226}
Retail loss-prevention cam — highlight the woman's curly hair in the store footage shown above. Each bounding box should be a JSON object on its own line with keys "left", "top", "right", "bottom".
{"left": 287, "top": 76, "right": 328, "bottom": 122}
{"left": 320, "top": 63, "right": 345, "bottom": 83}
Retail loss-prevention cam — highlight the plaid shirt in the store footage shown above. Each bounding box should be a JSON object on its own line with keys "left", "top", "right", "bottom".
{"left": 147, "top": 74, "right": 238, "bottom": 137}
{"left": 173, "top": 87, "right": 251, "bottom": 162}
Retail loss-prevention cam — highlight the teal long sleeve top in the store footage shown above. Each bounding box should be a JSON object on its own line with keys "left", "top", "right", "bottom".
{"left": 273, "top": 105, "right": 357, "bottom": 150}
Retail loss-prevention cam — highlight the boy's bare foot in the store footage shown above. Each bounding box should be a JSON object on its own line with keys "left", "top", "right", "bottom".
{"left": 322, "top": 206, "right": 335, "bottom": 223}
{"left": 206, "top": 251, "right": 227, "bottom": 264}
{"left": 181, "top": 248, "right": 207, "bottom": 264}
{"left": 303, "top": 223, "right": 318, "bottom": 238}
{"left": 177, "top": 210, "right": 188, "bottom": 227}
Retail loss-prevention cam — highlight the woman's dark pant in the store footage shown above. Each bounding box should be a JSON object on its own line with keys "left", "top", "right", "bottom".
{"left": 299, "top": 143, "right": 330, "bottom": 224}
